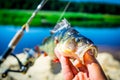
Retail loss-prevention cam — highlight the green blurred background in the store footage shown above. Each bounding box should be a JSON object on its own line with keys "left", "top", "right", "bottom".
{"left": 0, "top": 1, "right": 120, "bottom": 80}
{"left": 0, "top": 0, "right": 120, "bottom": 27}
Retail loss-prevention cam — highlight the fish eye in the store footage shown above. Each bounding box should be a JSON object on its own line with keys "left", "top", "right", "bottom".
{"left": 67, "top": 32, "right": 71, "bottom": 35}
{"left": 86, "top": 40, "right": 90, "bottom": 44}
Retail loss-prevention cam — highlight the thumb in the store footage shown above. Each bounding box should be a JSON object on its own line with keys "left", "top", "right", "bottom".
{"left": 84, "top": 50, "right": 107, "bottom": 80}
{"left": 84, "top": 50, "right": 98, "bottom": 64}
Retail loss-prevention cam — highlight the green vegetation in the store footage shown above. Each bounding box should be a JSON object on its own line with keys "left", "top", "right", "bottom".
{"left": 1, "top": 0, "right": 120, "bottom": 15}
{"left": 0, "top": 9, "right": 120, "bottom": 27}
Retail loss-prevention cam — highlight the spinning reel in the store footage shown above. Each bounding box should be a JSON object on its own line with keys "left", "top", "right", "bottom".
{"left": 1, "top": 46, "right": 40, "bottom": 78}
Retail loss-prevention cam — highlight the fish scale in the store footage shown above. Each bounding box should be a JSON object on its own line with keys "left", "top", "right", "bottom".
{"left": 39, "top": 19, "right": 97, "bottom": 63}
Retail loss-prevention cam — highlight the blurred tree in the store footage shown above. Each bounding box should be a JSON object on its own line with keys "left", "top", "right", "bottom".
{"left": 0, "top": 0, "right": 120, "bottom": 15}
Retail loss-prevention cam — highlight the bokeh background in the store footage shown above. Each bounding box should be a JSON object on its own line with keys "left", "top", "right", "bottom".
{"left": 0, "top": 0, "right": 120, "bottom": 60}
{"left": 0, "top": 0, "right": 120, "bottom": 80}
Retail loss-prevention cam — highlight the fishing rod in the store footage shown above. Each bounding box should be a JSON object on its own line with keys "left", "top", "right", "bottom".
{"left": 0, "top": 0, "right": 48, "bottom": 77}
{"left": 0, "top": 0, "right": 48, "bottom": 66}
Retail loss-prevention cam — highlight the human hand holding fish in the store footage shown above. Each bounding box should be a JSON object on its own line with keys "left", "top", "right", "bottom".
{"left": 55, "top": 46, "right": 107, "bottom": 80}
{"left": 39, "top": 19, "right": 108, "bottom": 80}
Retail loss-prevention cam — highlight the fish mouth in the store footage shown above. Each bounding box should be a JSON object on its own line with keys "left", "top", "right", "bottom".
{"left": 59, "top": 43, "right": 97, "bottom": 63}
{"left": 57, "top": 39, "right": 97, "bottom": 63}
{"left": 75, "top": 44, "right": 98, "bottom": 63}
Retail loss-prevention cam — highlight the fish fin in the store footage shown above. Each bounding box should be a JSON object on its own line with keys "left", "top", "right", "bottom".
{"left": 39, "top": 50, "right": 48, "bottom": 57}
{"left": 42, "top": 37, "right": 50, "bottom": 44}
{"left": 50, "top": 18, "right": 71, "bottom": 34}
{"left": 73, "top": 59, "right": 83, "bottom": 68}
{"left": 54, "top": 37, "right": 59, "bottom": 44}
{"left": 43, "top": 52, "right": 48, "bottom": 57}
{"left": 52, "top": 58, "right": 60, "bottom": 63}
{"left": 34, "top": 46, "right": 41, "bottom": 57}
{"left": 34, "top": 46, "right": 40, "bottom": 52}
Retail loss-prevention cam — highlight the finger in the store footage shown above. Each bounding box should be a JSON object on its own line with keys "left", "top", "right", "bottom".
{"left": 55, "top": 47, "right": 78, "bottom": 75}
{"left": 68, "top": 59, "right": 78, "bottom": 75}
{"left": 78, "top": 72, "right": 90, "bottom": 80}
{"left": 73, "top": 72, "right": 89, "bottom": 80}
{"left": 73, "top": 75, "right": 79, "bottom": 80}
{"left": 73, "top": 59, "right": 88, "bottom": 74}
{"left": 84, "top": 50, "right": 107, "bottom": 80}
{"left": 78, "top": 72, "right": 87, "bottom": 80}
{"left": 73, "top": 59, "right": 83, "bottom": 68}
{"left": 54, "top": 47, "right": 61, "bottom": 60}
{"left": 55, "top": 48, "right": 74, "bottom": 79}
{"left": 60, "top": 56, "right": 74, "bottom": 80}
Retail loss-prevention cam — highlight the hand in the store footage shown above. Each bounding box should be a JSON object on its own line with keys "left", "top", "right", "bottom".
{"left": 55, "top": 48, "right": 107, "bottom": 80}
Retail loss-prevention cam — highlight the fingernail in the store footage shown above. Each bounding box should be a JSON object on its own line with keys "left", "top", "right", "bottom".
{"left": 84, "top": 50, "right": 97, "bottom": 64}
{"left": 73, "top": 59, "right": 83, "bottom": 68}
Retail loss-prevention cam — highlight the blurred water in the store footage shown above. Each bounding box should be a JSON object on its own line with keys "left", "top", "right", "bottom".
{"left": 75, "top": 27, "right": 120, "bottom": 60}
{"left": 0, "top": 25, "right": 120, "bottom": 59}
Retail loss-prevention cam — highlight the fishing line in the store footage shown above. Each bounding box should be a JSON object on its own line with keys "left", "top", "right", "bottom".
{"left": 0, "top": 0, "right": 48, "bottom": 66}
{"left": 23, "top": 0, "right": 48, "bottom": 32}
{"left": 0, "top": 0, "right": 48, "bottom": 76}
{"left": 26, "top": 0, "right": 48, "bottom": 25}
{"left": 56, "top": 1, "right": 71, "bottom": 23}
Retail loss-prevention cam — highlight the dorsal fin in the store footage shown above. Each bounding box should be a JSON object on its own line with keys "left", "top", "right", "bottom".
{"left": 50, "top": 19, "right": 71, "bottom": 34}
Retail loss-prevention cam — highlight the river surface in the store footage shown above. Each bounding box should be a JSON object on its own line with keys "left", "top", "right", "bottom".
{"left": 0, "top": 25, "right": 120, "bottom": 59}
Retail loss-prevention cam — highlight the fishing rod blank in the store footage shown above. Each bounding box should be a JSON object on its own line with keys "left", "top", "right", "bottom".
{"left": 0, "top": 0, "right": 48, "bottom": 65}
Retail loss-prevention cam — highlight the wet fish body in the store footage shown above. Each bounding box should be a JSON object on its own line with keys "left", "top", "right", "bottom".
{"left": 40, "top": 19, "right": 97, "bottom": 62}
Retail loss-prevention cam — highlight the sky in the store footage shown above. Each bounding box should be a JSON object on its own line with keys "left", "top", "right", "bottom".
{"left": 60, "top": 0, "right": 120, "bottom": 5}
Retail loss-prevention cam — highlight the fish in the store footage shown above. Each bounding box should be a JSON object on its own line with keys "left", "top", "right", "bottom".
{"left": 39, "top": 19, "right": 97, "bottom": 64}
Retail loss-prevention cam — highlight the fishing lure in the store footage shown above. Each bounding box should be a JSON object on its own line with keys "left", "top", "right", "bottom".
{"left": 40, "top": 19, "right": 98, "bottom": 64}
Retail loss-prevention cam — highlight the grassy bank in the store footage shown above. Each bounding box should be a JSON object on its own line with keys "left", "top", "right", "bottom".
{"left": 0, "top": 9, "right": 120, "bottom": 27}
